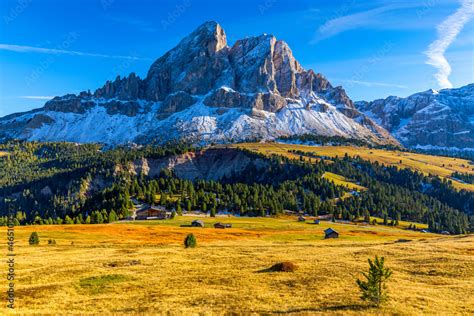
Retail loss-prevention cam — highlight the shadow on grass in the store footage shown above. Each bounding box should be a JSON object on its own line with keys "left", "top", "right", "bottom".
{"left": 270, "top": 303, "right": 371, "bottom": 314}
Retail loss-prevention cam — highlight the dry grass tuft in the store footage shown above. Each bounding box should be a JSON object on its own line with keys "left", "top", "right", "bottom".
{"left": 266, "top": 261, "right": 298, "bottom": 272}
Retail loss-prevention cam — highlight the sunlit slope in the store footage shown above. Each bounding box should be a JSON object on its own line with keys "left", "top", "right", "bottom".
{"left": 232, "top": 142, "right": 474, "bottom": 192}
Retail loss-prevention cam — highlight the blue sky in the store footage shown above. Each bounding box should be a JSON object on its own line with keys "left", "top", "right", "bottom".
{"left": 0, "top": 0, "right": 473, "bottom": 117}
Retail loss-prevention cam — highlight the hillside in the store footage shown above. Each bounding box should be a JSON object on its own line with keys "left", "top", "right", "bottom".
{"left": 0, "top": 21, "right": 397, "bottom": 146}
{"left": 0, "top": 141, "right": 471, "bottom": 234}
{"left": 234, "top": 142, "right": 474, "bottom": 192}
{"left": 3, "top": 218, "right": 473, "bottom": 314}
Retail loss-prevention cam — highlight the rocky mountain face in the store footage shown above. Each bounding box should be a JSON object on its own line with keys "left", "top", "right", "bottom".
{"left": 355, "top": 84, "right": 474, "bottom": 150}
{"left": 0, "top": 21, "right": 397, "bottom": 146}
{"left": 119, "top": 148, "right": 268, "bottom": 181}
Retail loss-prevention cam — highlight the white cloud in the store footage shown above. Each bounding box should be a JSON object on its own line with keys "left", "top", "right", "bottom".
{"left": 425, "top": 0, "right": 474, "bottom": 89}
{"left": 20, "top": 96, "right": 55, "bottom": 100}
{"left": 0, "top": 44, "right": 151, "bottom": 60}
{"left": 339, "top": 79, "right": 408, "bottom": 89}
{"left": 311, "top": 2, "right": 423, "bottom": 43}
{"left": 313, "top": 5, "right": 394, "bottom": 43}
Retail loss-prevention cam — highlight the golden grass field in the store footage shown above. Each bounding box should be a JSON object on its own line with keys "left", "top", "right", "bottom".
{"left": 322, "top": 172, "right": 367, "bottom": 192}
{"left": 232, "top": 142, "right": 474, "bottom": 192}
{"left": 3, "top": 216, "right": 473, "bottom": 315}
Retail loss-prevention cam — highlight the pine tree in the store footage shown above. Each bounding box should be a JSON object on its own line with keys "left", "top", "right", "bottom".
{"left": 184, "top": 233, "right": 196, "bottom": 248}
{"left": 96, "top": 212, "right": 104, "bottom": 224}
{"left": 176, "top": 202, "right": 183, "bottom": 216}
{"left": 65, "top": 215, "right": 74, "bottom": 225}
{"left": 108, "top": 210, "right": 118, "bottom": 223}
{"left": 356, "top": 256, "right": 392, "bottom": 307}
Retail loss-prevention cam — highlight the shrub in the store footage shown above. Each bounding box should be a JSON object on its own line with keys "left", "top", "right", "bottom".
{"left": 29, "top": 232, "right": 40, "bottom": 245}
{"left": 184, "top": 233, "right": 196, "bottom": 248}
{"left": 268, "top": 261, "right": 298, "bottom": 272}
{"left": 356, "top": 256, "right": 392, "bottom": 307}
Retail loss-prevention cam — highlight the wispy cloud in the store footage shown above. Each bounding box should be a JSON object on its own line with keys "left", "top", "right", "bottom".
{"left": 425, "top": 0, "right": 474, "bottom": 89}
{"left": 0, "top": 44, "right": 151, "bottom": 60}
{"left": 311, "top": 2, "right": 436, "bottom": 43}
{"left": 338, "top": 79, "right": 408, "bottom": 89}
{"left": 20, "top": 96, "right": 55, "bottom": 100}
{"left": 313, "top": 5, "right": 391, "bottom": 43}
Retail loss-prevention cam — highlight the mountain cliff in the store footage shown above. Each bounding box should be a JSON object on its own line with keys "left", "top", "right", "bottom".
{"left": 0, "top": 21, "right": 397, "bottom": 146}
{"left": 356, "top": 84, "right": 474, "bottom": 150}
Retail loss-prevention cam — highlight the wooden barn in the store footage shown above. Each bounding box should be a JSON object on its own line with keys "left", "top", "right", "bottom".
{"left": 192, "top": 219, "right": 205, "bottom": 227}
{"left": 136, "top": 206, "right": 172, "bottom": 220}
{"left": 214, "top": 222, "right": 232, "bottom": 229}
{"left": 324, "top": 228, "right": 339, "bottom": 239}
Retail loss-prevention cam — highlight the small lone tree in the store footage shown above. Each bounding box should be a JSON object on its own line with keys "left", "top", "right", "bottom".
{"left": 184, "top": 233, "right": 196, "bottom": 248}
{"left": 356, "top": 256, "right": 392, "bottom": 307}
{"left": 29, "top": 232, "right": 40, "bottom": 245}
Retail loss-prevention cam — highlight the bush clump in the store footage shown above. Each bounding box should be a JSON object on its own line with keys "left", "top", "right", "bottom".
{"left": 269, "top": 261, "right": 298, "bottom": 272}
{"left": 29, "top": 232, "right": 40, "bottom": 245}
{"left": 184, "top": 233, "right": 197, "bottom": 248}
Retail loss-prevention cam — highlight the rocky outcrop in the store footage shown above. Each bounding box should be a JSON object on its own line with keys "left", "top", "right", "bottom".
{"left": 125, "top": 148, "right": 268, "bottom": 181}
{"left": 203, "top": 88, "right": 287, "bottom": 112}
{"left": 356, "top": 84, "right": 474, "bottom": 149}
{"left": 103, "top": 100, "right": 142, "bottom": 117}
{"left": 25, "top": 114, "right": 55, "bottom": 129}
{"left": 204, "top": 88, "right": 242, "bottom": 108}
{"left": 94, "top": 73, "right": 145, "bottom": 100}
{"left": 158, "top": 91, "right": 197, "bottom": 119}
{"left": 44, "top": 94, "right": 95, "bottom": 114}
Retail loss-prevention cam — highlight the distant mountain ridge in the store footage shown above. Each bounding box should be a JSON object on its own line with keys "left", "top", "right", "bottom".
{"left": 0, "top": 21, "right": 398, "bottom": 146}
{"left": 355, "top": 84, "right": 474, "bottom": 150}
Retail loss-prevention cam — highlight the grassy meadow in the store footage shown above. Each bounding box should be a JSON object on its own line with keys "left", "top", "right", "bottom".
{"left": 3, "top": 216, "right": 473, "bottom": 315}
{"left": 232, "top": 142, "right": 474, "bottom": 192}
{"left": 322, "top": 172, "right": 367, "bottom": 192}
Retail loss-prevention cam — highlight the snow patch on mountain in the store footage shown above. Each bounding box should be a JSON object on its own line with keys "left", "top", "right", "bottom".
{"left": 1, "top": 92, "right": 389, "bottom": 146}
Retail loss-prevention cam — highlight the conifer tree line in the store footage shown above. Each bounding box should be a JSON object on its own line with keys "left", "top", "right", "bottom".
{"left": 452, "top": 172, "right": 474, "bottom": 184}
{"left": 0, "top": 141, "right": 471, "bottom": 234}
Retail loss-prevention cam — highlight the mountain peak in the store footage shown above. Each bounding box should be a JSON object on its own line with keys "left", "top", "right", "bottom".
{"left": 183, "top": 20, "right": 227, "bottom": 54}
{"left": 0, "top": 21, "right": 400, "bottom": 147}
